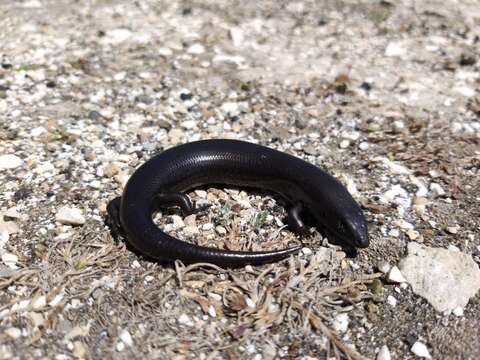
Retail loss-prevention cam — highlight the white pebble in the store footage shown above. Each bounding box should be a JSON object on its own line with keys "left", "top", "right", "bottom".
{"left": 187, "top": 43, "right": 205, "bottom": 54}
{"left": 430, "top": 183, "right": 445, "bottom": 197}
{"left": 116, "top": 341, "right": 125, "bottom": 352}
{"left": 385, "top": 41, "right": 406, "bottom": 57}
{"left": 195, "top": 190, "right": 207, "bottom": 198}
{"left": 119, "top": 329, "right": 133, "bottom": 347}
{"left": 387, "top": 266, "right": 407, "bottom": 283}
{"left": 339, "top": 140, "right": 350, "bottom": 149}
{"left": 332, "top": 313, "right": 350, "bottom": 333}
{"left": 377, "top": 345, "right": 391, "bottom": 360}
{"left": 178, "top": 313, "right": 194, "bottom": 326}
{"left": 56, "top": 206, "right": 86, "bottom": 225}
{"left": 452, "top": 306, "right": 464, "bottom": 317}
{"left": 387, "top": 295, "right": 397, "bottom": 307}
{"left": 0, "top": 154, "right": 23, "bottom": 170}
{"left": 5, "top": 327, "right": 22, "bottom": 339}
{"left": 215, "top": 226, "right": 227, "bottom": 235}
{"left": 1, "top": 253, "right": 19, "bottom": 269}
{"left": 411, "top": 341, "right": 431, "bottom": 359}
{"left": 301, "top": 247, "right": 312, "bottom": 255}
{"left": 202, "top": 223, "right": 214, "bottom": 231}
{"left": 359, "top": 142, "right": 369, "bottom": 150}
{"left": 171, "top": 215, "right": 185, "bottom": 229}
{"left": 208, "top": 305, "right": 216, "bottom": 317}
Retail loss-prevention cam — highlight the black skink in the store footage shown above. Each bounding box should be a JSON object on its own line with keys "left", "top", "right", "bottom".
{"left": 107, "top": 139, "right": 368, "bottom": 267}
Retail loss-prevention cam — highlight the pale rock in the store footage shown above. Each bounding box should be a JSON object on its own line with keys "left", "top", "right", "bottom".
{"left": 332, "top": 313, "right": 349, "bottom": 333}
{"left": 229, "top": 27, "right": 244, "bottom": 47}
{"left": 202, "top": 223, "right": 214, "bottom": 231}
{"left": 215, "top": 225, "right": 226, "bottom": 235}
{"left": 184, "top": 214, "right": 197, "bottom": 227}
{"left": 171, "top": 215, "right": 185, "bottom": 229}
{"left": 104, "top": 29, "right": 132, "bottom": 44}
{"left": 208, "top": 305, "right": 216, "bottom": 317}
{"left": 387, "top": 266, "right": 407, "bottom": 283}
{"left": 452, "top": 306, "right": 464, "bottom": 317}
{"left": 31, "top": 295, "right": 47, "bottom": 310}
{"left": 221, "top": 102, "right": 239, "bottom": 115}
{"left": 430, "top": 183, "right": 445, "bottom": 197}
{"left": 5, "top": 327, "right": 22, "bottom": 339}
{"left": 301, "top": 247, "right": 312, "bottom": 256}
{"left": 407, "top": 229, "right": 420, "bottom": 240}
{"left": 33, "top": 161, "right": 55, "bottom": 174}
{"left": 385, "top": 41, "right": 407, "bottom": 57}
{"left": 119, "top": 329, "right": 133, "bottom": 347}
{"left": 411, "top": 341, "right": 431, "bottom": 359}
{"left": 183, "top": 226, "right": 199, "bottom": 236}
{"left": 178, "top": 313, "right": 194, "bottom": 326}
{"left": 377, "top": 345, "right": 391, "bottom": 360}
{"left": 399, "top": 242, "right": 480, "bottom": 312}
{"left": 0, "top": 154, "right": 23, "bottom": 170}
{"left": 339, "top": 139, "right": 350, "bottom": 149}
{"left": 181, "top": 120, "right": 197, "bottom": 129}
{"left": 103, "top": 163, "right": 119, "bottom": 178}
{"left": 56, "top": 206, "right": 86, "bottom": 225}
{"left": 446, "top": 226, "right": 458, "bottom": 234}
{"left": 158, "top": 47, "right": 173, "bottom": 57}
{"left": 1, "top": 253, "right": 18, "bottom": 269}
{"left": 187, "top": 43, "right": 205, "bottom": 55}
{"left": 359, "top": 142, "right": 369, "bottom": 150}
{"left": 387, "top": 295, "right": 397, "bottom": 307}
{"left": 116, "top": 341, "right": 125, "bottom": 352}
{"left": 378, "top": 261, "right": 391, "bottom": 274}
{"left": 385, "top": 159, "right": 410, "bottom": 175}
{"left": 195, "top": 190, "right": 207, "bottom": 198}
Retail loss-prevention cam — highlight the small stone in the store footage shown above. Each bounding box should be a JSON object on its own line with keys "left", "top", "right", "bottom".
{"left": 221, "top": 102, "right": 239, "bottom": 115}
{"left": 387, "top": 266, "right": 407, "bottom": 283}
{"left": 0, "top": 154, "right": 23, "bottom": 170}
{"left": 339, "top": 140, "right": 350, "bottom": 149}
{"left": 377, "top": 345, "right": 391, "bottom": 360}
{"left": 386, "top": 295, "right": 397, "bottom": 307}
{"left": 171, "top": 215, "right": 185, "bottom": 229}
{"left": 208, "top": 305, "right": 216, "bottom": 317}
{"left": 378, "top": 261, "right": 391, "bottom": 274}
{"left": 183, "top": 226, "right": 199, "bottom": 236}
{"left": 178, "top": 313, "right": 194, "bottom": 326}
{"left": 202, "top": 223, "right": 214, "bottom": 231}
{"left": 56, "top": 206, "right": 86, "bottom": 225}
{"left": 446, "top": 226, "right": 458, "bottom": 234}
{"left": 332, "top": 313, "right": 349, "bottom": 333}
{"left": 181, "top": 120, "right": 197, "bottom": 129}
{"left": 385, "top": 41, "right": 406, "bottom": 57}
{"left": 407, "top": 229, "right": 420, "bottom": 240}
{"left": 119, "top": 329, "right": 133, "bottom": 347}
{"left": 195, "top": 190, "right": 207, "bottom": 198}
{"left": 399, "top": 242, "right": 480, "bottom": 312}
{"left": 158, "top": 47, "right": 173, "bottom": 57}
{"left": 187, "top": 43, "right": 205, "bottom": 54}
{"left": 31, "top": 295, "right": 47, "bottom": 310}
{"left": 2, "top": 253, "right": 18, "bottom": 269}
{"left": 184, "top": 214, "right": 197, "bottom": 227}
{"left": 5, "top": 327, "right": 22, "bottom": 339}
{"left": 430, "top": 183, "right": 445, "bottom": 197}
{"left": 452, "top": 306, "right": 464, "bottom": 317}
{"left": 73, "top": 341, "right": 88, "bottom": 359}
{"left": 359, "top": 142, "right": 369, "bottom": 150}
{"left": 301, "top": 247, "right": 312, "bottom": 255}
{"left": 103, "top": 163, "right": 119, "bottom": 178}
{"left": 116, "top": 341, "right": 125, "bottom": 352}
{"left": 411, "top": 341, "right": 431, "bottom": 359}
{"left": 215, "top": 226, "right": 227, "bottom": 235}
{"left": 33, "top": 162, "right": 55, "bottom": 174}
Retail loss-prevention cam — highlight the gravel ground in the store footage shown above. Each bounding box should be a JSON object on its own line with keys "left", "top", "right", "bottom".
{"left": 1, "top": 0, "right": 480, "bottom": 359}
